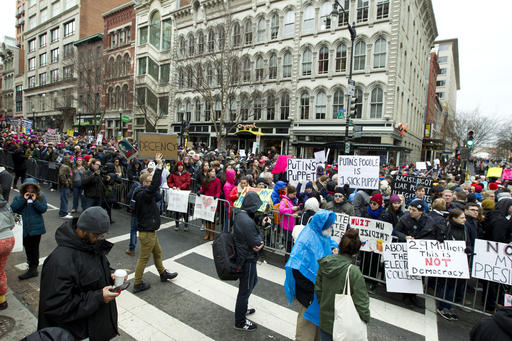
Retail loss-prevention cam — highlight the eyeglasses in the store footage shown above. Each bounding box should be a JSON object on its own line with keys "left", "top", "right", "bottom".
{"left": 334, "top": 195, "right": 343, "bottom": 198}
{"left": 370, "top": 201, "right": 379, "bottom": 206}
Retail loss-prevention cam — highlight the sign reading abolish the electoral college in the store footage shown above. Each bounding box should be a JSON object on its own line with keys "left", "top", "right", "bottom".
{"left": 337, "top": 156, "right": 380, "bottom": 189}
{"left": 349, "top": 217, "right": 393, "bottom": 254}
{"left": 138, "top": 133, "right": 178, "bottom": 159}
{"left": 472, "top": 239, "right": 512, "bottom": 285}
{"left": 286, "top": 159, "right": 318, "bottom": 186}
{"left": 383, "top": 243, "right": 423, "bottom": 294}
{"left": 407, "top": 240, "right": 469, "bottom": 279}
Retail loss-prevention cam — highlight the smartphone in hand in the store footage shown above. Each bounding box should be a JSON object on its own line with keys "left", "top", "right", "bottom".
{"left": 109, "top": 282, "right": 130, "bottom": 293}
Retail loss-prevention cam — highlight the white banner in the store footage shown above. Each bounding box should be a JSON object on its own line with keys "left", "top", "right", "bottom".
{"left": 472, "top": 239, "right": 512, "bottom": 285}
{"left": 331, "top": 213, "right": 350, "bottom": 244}
{"left": 337, "top": 156, "right": 380, "bottom": 189}
{"left": 286, "top": 159, "right": 318, "bottom": 186}
{"left": 383, "top": 243, "right": 423, "bottom": 294}
{"left": 407, "top": 240, "right": 469, "bottom": 279}
{"left": 166, "top": 190, "right": 190, "bottom": 213}
{"left": 193, "top": 195, "right": 218, "bottom": 222}
{"left": 348, "top": 216, "right": 392, "bottom": 254}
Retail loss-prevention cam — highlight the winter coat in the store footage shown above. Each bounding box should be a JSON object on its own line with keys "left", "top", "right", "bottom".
{"left": 408, "top": 196, "right": 430, "bottom": 212}
{"left": 223, "top": 170, "right": 236, "bottom": 206}
{"left": 470, "top": 307, "right": 512, "bottom": 341}
{"left": 38, "top": 220, "right": 118, "bottom": 341}
{"left": 0, "top": 167, "right": 13, "bottom": 201}
{"left": 382, "top": 208, "right": 404, "bottom": 228}
{"left": 428, "top": 209, "right": 448, "bottom": 239}
{"left": 450, "top": 200, "right": 466, "bottom": 211}
{"left": 325, "top": 201, "right": 355, "bottom": 216}
{"left": 81, "top": 168, "right": 105, "bottom": 199}
{"left": 271, "top": 181, "right": 287, "bottom": 205}
{"left": 315, "top": 253, "right": 370, "bottom": 335}
{"left": 134, "top": 168, "right": 163, "bottom": 232}
{"left": 489, "top": 198, "right": 512, "bottom": 243}
{"left": 279, "top": 195, "right": 297, "bottom": 231}
{"left": 58, "top": 164, "right": 73, "bottom": 189}
{"left": 167, "top": 171, "right": 191, "bottom": 190}
{"left": 199, "top": 177, "right": 221, "bottom": 198}
{"left": 12, "top": 148, "right": 27, "bottom": 171}
{"left": 10, "top": 179, "right": 47, "bottom": 237}
{"left": 233, "top": 191, "right": 263, "bottom": 265}
{"left": 285, "top": 210, "right": 338, "bottom": 326}
{"left": 394, "top": 211, "right": 438, "bottom": 242}
{"left": 353, "top": 190, "right": 370, "bottom": 217}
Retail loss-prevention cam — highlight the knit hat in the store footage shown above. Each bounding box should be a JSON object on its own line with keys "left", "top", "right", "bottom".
{"left": 410, "top": 199, "right": 425, "bottom": 211}
{"left": 489, "top": 183, "right": 498, "bottom": 191}
{"left": 176, "top": 161, "right": 184, "bottom": 167}
{"left": 84, "top": 155, "right": 91, "bottom": 162}
{"left": 334, "top": 187, "right": 345, "bottom": 195}
{"left": 481, "top": 199, "right": 495, "bottom": 210}
{"left": 389, "top": 194, "right": 401, "bottom": 204}
{"left": 370, "top": 193, "right": 383, "bottom": 206}
{"left": 304, "top": 197, "right": 320, "bottom": 212}
{"left": 305, "top": 182, "right": 314, "bottom": 190}
{"left": 148, "top": 161, "right": 156, "bottom": 169}
{"left": 77, "top": 207, "right": 110, "bottom": 234}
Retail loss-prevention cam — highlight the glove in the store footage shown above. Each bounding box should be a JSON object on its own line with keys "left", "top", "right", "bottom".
{"left": 196, "top": 193, "right": 201, "bottom": 197}
{"left": 464, "top": 247, "right": 474, "bottom": 256}
{"left": 213, "top": 196, "right": 218, "bottom": 199}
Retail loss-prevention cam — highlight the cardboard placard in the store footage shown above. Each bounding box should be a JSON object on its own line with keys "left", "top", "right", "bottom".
{"left": 117, "top": 139, "right": 138, "bottom": 160}
{"left": 391, "top": 174, "right": 433, "bottom": 205}
{"left": 167, "top": 190, "right": 191, "bottom": 213}
{"left": 272, "top": 155, "right": 291, "bottom": 174}
{"left": 331, "top": 213, "right": 350, "bottom": 244}
{"left": 407, "top": 240, "right": 469, "bottom": 279}
{"left": 487, "top": 167, "right": 503, "bottom": 178}
{"left": 287, "top": 159, "right": 318, "bottom": 186}
{"left": 383, "top": 243, "right": 423, "bottom": 294}
{"left": 349, "top": 217, "right": 393, "bottom": 254}
{"left": 502, "top": 168, "right": 512, "bottom": 180}
{"left": 314, "top": 150, "right": 326, "bottom": 163}
{"left": 96, "top": 134, "right": 103, "bottom": 146}
{"left": 193, "top": 195, "right": 218, "bottom": 222}
{"left": 337, "top": 156, "right": 380, "bottom": 189}
{"left": 416, "top": 162, "right": 427, "bottom": 170}
{"left": 472, "top": 239, "right": 512, "bottom": 285}
{"left": 138, "top": 133, "right": 178, "bottom": 160}
{"left": 234, "top": 187, "right": 272, "bottom": 212}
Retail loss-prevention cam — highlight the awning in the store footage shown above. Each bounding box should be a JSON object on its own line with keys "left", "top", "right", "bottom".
{"left": 233, "top": 130, "right": 265, "bottom": 136}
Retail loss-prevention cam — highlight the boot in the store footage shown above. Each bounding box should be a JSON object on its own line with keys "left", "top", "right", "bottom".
{"left": 209, "top": 230, "right": 215, "bottom": 241}
{"left": 18, "top": 267, "right": 38, "bottom": 280}
{"left": 203, "top": 230, "right": 209, "bottom": 240}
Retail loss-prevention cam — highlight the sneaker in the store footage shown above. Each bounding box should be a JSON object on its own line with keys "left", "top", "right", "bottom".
{"left": 60, "top": 214, "right": 74, "bottom": 219}
{"left": 234, "top": 320, "right": 257, "bottom": 332}
{"left": 50, "top": 188, "right": 56, "bottom": 192}
{"left": 174, "top": 226, "right": 179, "bottom": 231}
{"left": 125, "top": 249, "right": 135, "bottom": 256}
{"left": 0, "top": 301, "right": 7, "bottom": 310}
{"left": 246, "top": 308, "right": 255, "bottom": 315}
{"left": 437, "top": 308, "right": 452, "bottom": 320}
{"left": 160, "top": 270, "right": 178, "bottom": 282}
{"left": 71, "top": 209, "right": 77, "bottom": 213}
{"left": 133, "top": 282, "right": 151, "bottom": 293}
{"left": 449, "top": 309, "right": 459, "bottom": 320}
{"left": 200, "top": 226, "right": 205, "bottom": 231}
{"left": 183, "top": 224, "right": 189, "bottom": 232}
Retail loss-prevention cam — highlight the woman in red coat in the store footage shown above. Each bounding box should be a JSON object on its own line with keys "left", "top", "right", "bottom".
{"left": 167, "top": 161, "right": 191, "bottom": 231}
{"left": 198, "top": 168, "right": 221, "bottom": 240}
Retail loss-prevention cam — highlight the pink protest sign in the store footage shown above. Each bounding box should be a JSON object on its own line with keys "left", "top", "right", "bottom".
{"left": 272, "top": 155, "right": 291, "bottom": 174}
{"left": 502, "top": 168, "right": 512, "bottom": 180}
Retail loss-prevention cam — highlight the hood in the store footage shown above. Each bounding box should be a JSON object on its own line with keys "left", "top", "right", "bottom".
{"left": 495, "top": 198, "right": 512, "bottom": 216}
{"left": 494, "top": 307, "right": 512, "bottom": 337}
{"left": 225, "top": 169, "right": 236, "bottom": 185}
{"left": 304, "top": 197, "right": 320, "bottom": 212}
{"left": 308, "top": 209, "right": 336, "bottom": 234}
{"left": 241, "top": 191, "right": 262, "bottom": 214}
{"left": 55, "top": 219, "right": 113, "bottom": 255}
{"left": 317, "top": 253, "right": 351, "bottom": 278}
{"left": 20, "top": 178, "right": 41, "bottom": 195}
{"left": 274, "top": 181, "right": 287, "bottom": 192}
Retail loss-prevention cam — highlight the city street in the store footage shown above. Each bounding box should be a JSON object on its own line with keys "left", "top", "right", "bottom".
{"left": 5, "top": 184, "right": 483, "bottom": 341}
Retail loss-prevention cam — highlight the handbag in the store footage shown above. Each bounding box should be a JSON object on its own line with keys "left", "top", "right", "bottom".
{"left": 12, "top": 214, "right": 23, "bottom": 253}
{"left": 332, "top": 265, "right": 368, "bottom": 341}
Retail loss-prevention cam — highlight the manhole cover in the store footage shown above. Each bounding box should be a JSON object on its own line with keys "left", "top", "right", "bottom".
{"left": 0, "top": 315, "right": 15, "bottom": 337}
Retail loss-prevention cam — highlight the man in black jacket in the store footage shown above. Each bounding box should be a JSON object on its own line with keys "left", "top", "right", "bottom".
{"left": 394, "top": 199, "right": 439, "bottom": 242}
{"left": 38, "top": 207, "right": 121, "bottom": 341}
{"left": 81, "top": 159, "right": 105, "bottom": 209}
{"left": 133, "top": 153, "right": 177, "bottom": 293}
{"left": 233, "top": 191, "right": 264, "bottom": 331}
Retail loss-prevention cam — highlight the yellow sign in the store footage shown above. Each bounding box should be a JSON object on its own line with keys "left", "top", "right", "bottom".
{"left": 67, "top": 129, "right": 74, "bottom": 137}
{"left": 486, "top": 167, "right": 503, "bottom": 178}
{"left": 138, "top": 133, "right": 178, "bottom": 160}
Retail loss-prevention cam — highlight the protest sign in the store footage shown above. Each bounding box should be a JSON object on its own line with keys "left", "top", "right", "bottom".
{"left": 252, "top": 142, "right": 257, "bottom": 155}
{"left": 234, "top": 187, "right": 272, "bottom": 212}
{"left": 349, "top": 217, "right": 392, "bottom": 253}
{"left": 407, "top": 240, "right": 469, "bottom": 279}
{"left": 239, "top": 149, "right": 246, "bottom": 157}
{"left": 487, "top": 167, "right": 503, "bottom": 178}
{"left": 96, "top": 134, "right": 103, "bottom": 145}
{"left": 383, "top": 243, "right": 423, "bottom": 294}
{"left": 138, "top": 133, "right": 178, "bottom": 159}
{"left": 314, "top": 150, "right": 326, "bottom": 163}
{"left": 44, "top": 133, "right": 60, "bottom": 144}
{"left": 193, "top": 195, "right": 218, "bottom": 222}
{"left": 67, "top": 129, "right": 74, "bottom": 137}
{"left": 272, "top": 155, "right": 291, "bottom": 174}
{"left": 117, "top": 139, "right": 138, "bottom": 160}
{"left": 502, "top": 168, "right": 512, "bottom": 180}
{"left": 472, "top": 239, "right": 512, "bottom": 285}
{"left": 391, "top": 174, "right": 434, "bottom": 205}
{"left": 337, "top": 156, "right": 379, "bottom": 189}
{"left": 416, "top": 162, "right": 427, "bottom": 170}
{"left": 505, "top": 294, "right": 512, "bottom": 307}
{"left": 331, "top": 213, "right": 350, "bottom": 244}
{"left": 47, "top": 128, "right": 57, "bottom": 135}
{"left": 167, "top": 190, "right": 191, "bottom": 213}
{"left": 287, "top": 159, "right": 317, "bottom": 186}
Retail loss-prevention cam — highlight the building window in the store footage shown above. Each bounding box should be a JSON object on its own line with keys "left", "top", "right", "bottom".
{"left": 179, "top": 36, "right": 185, "bottom": 58}
{"left": 373, "top": 37, "right": 386, "bottom": 68}
{"left": 243, "top": 58, "right": 251, "bottom": 82}
{"left": 244, "top": 20, "right": 253, "bottom": 45}
{"left": 354, "top": 88, "right": 363, "bottom": 118}
{"left": 436, "top": 80, "right": 446, "bottom": 86}
{"left": 63, "top": 43, "right": 73, "bottom": 58}
{"left": 50, "top": 69, "right": 59, "bottom": 83}
{"left": 316, "top": 91, "right": 327, "bottom": 119}
{"left": 28, "top": 39, "right": 36, "bottom": 52}
{"left": 206, "top": 64, "right": 213, "bottom": 86}
{"left": 231, "top": 59, "right": 240, "bottom": 84}
{"left": 320, "top": 2, "right": 332, "bottom": 30}
{"left": 353, "top": 41, "right": 366, "bottom": 71}
{"left": 28, "top": 57, "right": 36, "bottom": 70}
{"left": 241, "top": 96, "right": 249, "bottom": 120}
{"left": 282, "top": 52, "right": 292, "bottom": 78}
{"left": 39, "top": 53, "right": 46, "bottom": 66}
{"left": 139, "top": 26, "right": 148, "bottom": 45}
{"left": 207, "top": 29, "right": 215, "bottom": 52}
{"left": 302, "top": 48, "right": 312, "bottom": 76}
{"left": 216, "top": 61, "right": 223, "bottom": 85}
{"left": 196, "top": 64, "right": 203, "bottom": 87}
{"left": 280, "top": 92, "right": 290, "bottom": 120}
{"left": 336, "top": 44, "right": 347, "bottom": 72}
{"left": 232, "top": 23, "right": 241, "bottom": 47}
{"left": 39, "top": 73, "right": 47, "bottom": 86}
{"left": 51, "top": 0, "right": 61, "bottom": 17}
{"left": 300, "top": 92, "right": 310, "bottom": 119}
{"left": 302, "top": 6, "right": 314, "bottom": 34}
{"left": 187, "top": 67, "right": 193, "bottom": 88}
{"left": 257, "top": 18, "right": 266, "bottom": 42}
{"left": 150, "top": 11, "right": 161, "bottom": 49}
{"left": 63, "top": 65, "right": 73, "bottom": 79}
{"left": 188, "top": 34, "right": 195, "bottom": 56}
{"left": 270, "top": 14, "right": 279, "bottom": 40}
{"left": 28, "top": 76, "right": 36, "bottom": 88}
{"left": 51, "top": 48, "right": 59, "bottom": 63}
{"left": 124, "top": 54, "right": 130, "bottom": 75}
{"left": 138, "top": 57, "right": 147, "bottom": 75}
{"left": 205, "top": 100, "right": 211, "bottom": 121}
{"left": 338, "top": 0, "right": 350, "bottom": 26}
{"left": 333, "top": 89, "right": 344, "bottom": 118}
{"left": 438, "top": 44, "right": 450, "bottom": 51}
{"left": 184, "top": 101, "right": 191, "bottom": 121}
{"left": 268, "top": 54, "right": 277, "bottom": 79}
{"left": 214, "top": 100, "right": 221, "bottom": 120}
{"left": 197, "top": 31, "right": 204, "bottom": 54}
{"left": 439, "top": 68, "right": 447, "bottom": 74}
{"left": 318, "top": 46, "right": 329, "bottom": 74}
{"left": 370, "top": 87, "right": 383, "bottom": 118}
{"left": 217, "top": 26, "right": 225, "bottom": 50}
{"left": 284, "top": 10, "right": 295, "bottom": 38}
{"left": 159, "top": 96, "right": 169, "bottom": 116}
{"left": 148, "top": 57, "right": 159, "bottom": 81}
{"left": 255, "top": 57, "right": 264, "bottom": 81}
{"left": 267, "top": 93, "right": 275, "bottom": 120}
{"left": 194, "top": 100, "right": 201, "bottom": 121}
{"left": 176, "top": 102, "right": 183, "bottom": 122}
{"left": 376, "top": 0, "right": 389, "bottom": 19}
{"left": 253, "top": 95, "right": 262, "bottom": 120}
{"left": 229, "top": 98, "right": 237, "bottom": 121}
{"left": 437, "top": 92, "right": 445, "bottom": 99}
{"left": 39, "top": 33, "right": 47, "bottom": 47}
{"left": 64, "top": 20, "right": 75, "bottom": 37}
{"left": 438, "top": 56, "right": 448, "bottom": 63}
{"left": 161, "top": 63, "right": 170, "bottom": 84}
{"left": 162, "top": 19, "right": 172, "bottom": 50}
{"left": 50, "top": 27, "right": 59, "bottom": 42}
{"left": 28, "top": 15, "right": 36, "bottom": 29}
{"left": 357, "top": 0, "right": 369, "bottom": 23}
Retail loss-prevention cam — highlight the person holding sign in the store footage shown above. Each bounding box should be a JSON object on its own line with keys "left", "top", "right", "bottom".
{"left": 279, "top": 185, "right": 301, "bottom": 253}
{"left": 167, "top": 161, "right": 191, "bottom": 232}
{"left": 198, "top": 168, "right": 221, "bottom": 241}
{"left": 394, "top": 200, "right": 439, "bottom": 242}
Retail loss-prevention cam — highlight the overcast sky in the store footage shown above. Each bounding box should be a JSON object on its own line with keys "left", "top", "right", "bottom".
{"left": 0, "top": 0, "right": 511, "bottom": 119}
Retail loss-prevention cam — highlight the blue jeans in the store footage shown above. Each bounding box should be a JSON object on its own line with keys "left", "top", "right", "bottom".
{"left": 59, "top": 188, "right": 70, "bottom": 217}
{"left": 437, "top": 278, "right": 466, "bottom": 310}
{"left": 82, "top": 196, "right": 101, "bottom": 210}
{"left": 235, "top": 262, "right": 258, "bottom": 326}
{"left": 320, "top": 329, "right": 333, "bottom": 341}
{"left": 72, "top": 185, "right": 84, "bottom": 211}
{"left": 129, "top": 215, "right": 138, "bottom": 251}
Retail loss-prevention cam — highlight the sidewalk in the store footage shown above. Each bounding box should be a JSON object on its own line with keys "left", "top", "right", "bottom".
{"left": 1, "top": 288, "right": 37, "bottom": 340}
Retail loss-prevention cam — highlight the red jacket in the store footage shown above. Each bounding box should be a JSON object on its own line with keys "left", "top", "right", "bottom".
{"left": 167, "top": 171, "right": 191, "bottom": 190}
{"left": 199, "top": 177, "right": 221, "bottom": 198}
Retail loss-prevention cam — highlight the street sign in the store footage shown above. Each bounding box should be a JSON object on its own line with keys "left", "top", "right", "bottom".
{"left": 354, "top": 132, "right": 362, "bottom": 138}
{"left": 337, "top": 109, "right": 346, "bottom": 119}
{"left": 345, "top": 142, "right": 351, "bottom": 154}
{"left": 347, "top": 79, "right": 355, "bottom": 96}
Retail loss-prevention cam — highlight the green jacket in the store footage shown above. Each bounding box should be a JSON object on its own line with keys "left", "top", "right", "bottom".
{"left": 315, "top": 253, "right": 370, "bottom": 335}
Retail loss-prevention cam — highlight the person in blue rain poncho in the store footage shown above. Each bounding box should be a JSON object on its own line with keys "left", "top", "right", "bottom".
{"left": 284, "top": 209, "right": 338, "bottom": 341}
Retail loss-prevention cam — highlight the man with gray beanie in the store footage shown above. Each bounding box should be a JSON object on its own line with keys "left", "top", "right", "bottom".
{"left": 38, "top": 207, "right": 124, "bottom": 341}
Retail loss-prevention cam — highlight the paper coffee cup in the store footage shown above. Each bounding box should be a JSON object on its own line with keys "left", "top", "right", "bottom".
{"left": 114, "top": 269, "right": 127, "bottom": 286}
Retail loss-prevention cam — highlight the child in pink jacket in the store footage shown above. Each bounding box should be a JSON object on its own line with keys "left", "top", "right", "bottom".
{"left": 279, "top": 185, "right": 301, "bottom": 253}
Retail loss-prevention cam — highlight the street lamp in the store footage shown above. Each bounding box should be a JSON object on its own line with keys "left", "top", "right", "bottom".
{"left": 331, "top": 1, "right": 356, "bottom": 155}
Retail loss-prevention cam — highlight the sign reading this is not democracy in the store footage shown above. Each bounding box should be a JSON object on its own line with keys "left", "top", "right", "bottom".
{"left": 337, "top": 156, "right": 380, "bottom": 189}
{"left": 392, "top": 174, "right": 434, "bottom": 205}
{"left": 287, "top": 159, "right": 318, "bottom": 186}
{"left": 472, "top": 239, "right": 512, "bottom": 285}
{"left": 138, "top": 133, "right": 178, "bottom": 159}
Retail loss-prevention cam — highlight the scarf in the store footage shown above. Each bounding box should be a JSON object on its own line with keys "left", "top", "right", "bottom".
{"left": 367, "top": 205, "right": 384, "bottom": 219}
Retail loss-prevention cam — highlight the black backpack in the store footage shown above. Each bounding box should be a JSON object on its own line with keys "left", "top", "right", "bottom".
{"left": 212, "top": 232, "right": 240, "bottom": 280}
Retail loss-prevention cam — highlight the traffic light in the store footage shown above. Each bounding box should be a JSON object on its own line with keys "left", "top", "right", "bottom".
{"left": 467, "top": 130, "right": 474, "bottom": 147}
{"left": 350, "top": 96, "right": 357, "bottom": 117}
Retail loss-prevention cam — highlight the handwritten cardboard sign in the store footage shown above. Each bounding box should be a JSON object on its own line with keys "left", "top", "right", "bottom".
{"left": 502, "top": 168, "right": 512, "bottom": 181}
{"left": 331, "top": 213, "right": 350, "bottom": 244}
{"left": 337, "top": 156, "right": 380, "bottom": 189}
{"left": 392, "top": 174, "right": 433, "bottom": 205}
{"left": 349, "top": 217, "right": 392, "bottom": 254}
{"left": 234, "top": 187, "right": 272, "bottom": 212}
{"left": 287, "top": 159, "right": 318, "bottom": 186}
{"left": 472, "top": 239, "right": 512, "bottom": 285}
{"left": 166, "top": 190, "right": 191, "bottom": 213}
{"left": 138, "top": 133, "right": 178, "bottom": 160}
{"left": 383, "top": 243, "right": 423, "bottom": 294}
{"left": 193, "top": 195, "right": 218, "bottom": 222}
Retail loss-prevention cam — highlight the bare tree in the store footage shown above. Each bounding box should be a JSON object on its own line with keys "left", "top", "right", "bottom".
{"left": 446, "top": 110, "right": 496, "bottom": 148}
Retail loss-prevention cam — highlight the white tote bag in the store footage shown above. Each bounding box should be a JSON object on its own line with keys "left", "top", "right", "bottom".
{"left": 12, "top": 214, "right": 24, "bottom": 253}
{"left": 332, "top": 265, "right": 368, "bottom": 341}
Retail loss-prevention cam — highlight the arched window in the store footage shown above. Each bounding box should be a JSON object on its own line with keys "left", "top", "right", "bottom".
{"left": 233, "top": 22, "right": 241, "bottom": 46}
{"left": 280, "top": 92, "right": 290, "bottom": 120}
{"left": 179, "top": 36, "right": 186, "bottom": 57}
{"left": 194, "top": 99, "right": 201, "bottom": 121}
{"left": 318, "top": 46, "right": 329, "bottom": 74}
{"left": 178, "top": 68, "right": 184, "bottom": 89}
{"left": 188, "top": 34, "right": 195, "bottom": 56}
{"left": 253, "top": 95, "right": 262, "bottom": 120}
{"left": 300, "top": 92, "right": 310, "bottom": 119}
{"left": 214, "top": 100, "right": 221, "bottom": 120}
{"left": 244, "top": 20, "right": 253, "bottom": 45}
{"left": 109, "top": 58, "right": 115, "bottom": 78}
{"left": 255, "top": 56, "right": 264, "bottom": 80}
{"left": 215, "top": 61, "right": 222, "bottom": 85}
{"left": 241, "top": 95, "right": 249, "bottom": 121}
{"left": 185, "top": 101, "right": 191, "bottom": 122}
{"left": 243, "top": 58, "right": 251, "bottom": 82}
{"left": 354, "top": 41, "right": 366, "bottom": 70}
{"left": 229, "top": 98, "right": 237, "bottom": 121}
{"left": 333, "top": 89, "right": 344, "bottom": 118}
{"left": 373, "top": 37, "right": 386, "bottom": 68}
{"left": 257, "top": 18, "right": 266, "bottom": 42}
{"left": 207, "top": 29, "right": 215, "bottom": 52}
{"left": 284, "top": 10, "right": 295, "bottom": 38}
{"left": 267, "top": 93, "right": 275, "bottom": 120}
{"left": 115, "top": 86, "right": 121, "bottom": 110}
{"left": 197, "top": 31, "right": 204, "bottom": 54}
{"left": 302, "top": 6, "right": 315, "bottom": 34}
{"left": 231, "top": 59, "right": 239, "bottom": 84}
{"left": 187, "top": 67, "right": 193, "bottom": 88}
{"left": 370, "top": 87, "right": 383, "bottom": 118}
{"left": 282, "top": 52, "right": 292, "bottom": 78}
{"left": 108, "top": 88, "right": 113, "bottom": 109}
{"left": 122, "top": 84, "right": 128, "bottom": 109}
{"left": 196, "top": 64, "right": 203, "bottom": 87}
{"left": 217, "top": 26, "right": 225, "bottom": 50}
{"left": 270, "top": 14, "right": 279, "bottom": 40}
{"left": 316, "top": 91, "right": 327, "bottom": 119}
{"left": 149, "top": 11, "right": 161, "bottom": 49}
{"left": 354, "top": 87, "right": 363, "bottom": 118}
{"left": 336, "top": 44, "right": 347, "bottom": 72}
{"left": 116, "top": 55, "right": 122, "bottom": 77}
{"left": 302, "top": 48, "right": 312, "bottom": 76}
{"left": 320, "top": 2, "right": 332, "bottom": 30}
{"left": 124, "top": 54, "right": 130, "bottom": 75}
{"left": 206, "top": 64, "right": 213, "bottom": 85}
{"left": 176, "top": 102, "right": 183, "bottom": 122}
{"left": 205, "top": 100, "right": 211, "bottom": 121}
{"left": 268, "top": 53, "right": 277, "bottom": 79}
